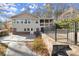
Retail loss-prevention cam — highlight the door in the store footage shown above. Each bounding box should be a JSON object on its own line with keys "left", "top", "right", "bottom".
{"left": 13, "top": 28, "right": 16, "bottom": 32}
{"left": 41, "top": 27, "right": 44, "bottom": 33}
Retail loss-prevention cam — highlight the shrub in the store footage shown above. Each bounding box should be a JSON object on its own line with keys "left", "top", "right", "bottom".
{"left": 33, "top": 37, "right": 49, "bottom": 55}
{"left": 0, "top": 43, "right": 8, "bottom": 56}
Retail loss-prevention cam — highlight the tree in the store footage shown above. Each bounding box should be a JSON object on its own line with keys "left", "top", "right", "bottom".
{"left": 54, "top": 4, "right": 68, "bottom": 21}
{"left": 33, "top": 3, "right": 54, "bottom": 18}
{"left": 54, "top": 9, "right": 63, "bottom": 19}
{"left": 55, "top": 17, "right": 79, "bottom": 29}
{"left": 44, "top": 3, "right": 53, "bottom": 18}
{"left": 34, "top": 7, "right": 42, "bottom": 17}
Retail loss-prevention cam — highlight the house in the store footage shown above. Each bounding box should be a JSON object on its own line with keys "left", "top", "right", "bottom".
{"left": 59, "top": 7, "right": 79, "bottom": 20}
{"left": 11, "top": 13, "right": 54, "bottom": 35}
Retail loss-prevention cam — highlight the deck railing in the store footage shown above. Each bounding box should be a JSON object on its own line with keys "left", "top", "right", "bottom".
{"left": 0, "top": 29, "right": 9, "bottom": 36}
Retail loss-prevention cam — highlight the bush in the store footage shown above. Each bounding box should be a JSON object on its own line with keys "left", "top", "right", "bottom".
{"left": 0, "top": 43, "right": 8, "bottom": 56}
{"left": 33, "top": 37, "right": 49, "bottom": 55}
{"left": 34, "top": 29, "right": 42, "bottom": 38}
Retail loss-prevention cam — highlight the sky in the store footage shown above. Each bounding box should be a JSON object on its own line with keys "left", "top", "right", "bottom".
{"left": 0, "top": 3, "right": 46, "bottom": 17}
{"left": 0, "top": 3, "right": 41, "bottom": 22}
{"left": 0, "top": 3, "right": 79, "bottom": 22}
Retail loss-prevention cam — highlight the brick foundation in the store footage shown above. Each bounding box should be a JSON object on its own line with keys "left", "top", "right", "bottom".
{"left": 12, "top": 31, "right": 30, "bottom": 35}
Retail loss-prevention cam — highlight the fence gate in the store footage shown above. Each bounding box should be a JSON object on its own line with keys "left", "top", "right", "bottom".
{"left": 56, "top": 29, "right": 68, "bottom": 43}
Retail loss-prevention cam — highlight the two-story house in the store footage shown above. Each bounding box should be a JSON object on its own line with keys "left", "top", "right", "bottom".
{"left": 11, "top": 13, "right": 54, "bottom": 35}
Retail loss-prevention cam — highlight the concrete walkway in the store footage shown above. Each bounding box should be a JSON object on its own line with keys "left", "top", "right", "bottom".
{"left": 0, "top": 34, "right": 36, "bottom": 56}
{"left": 5, "top": 42, "right": 36, "bottom": 56}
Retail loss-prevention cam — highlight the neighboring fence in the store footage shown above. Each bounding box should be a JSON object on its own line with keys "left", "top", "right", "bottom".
{"left": 44, "top": 22, "right": 79, "bottom": 45}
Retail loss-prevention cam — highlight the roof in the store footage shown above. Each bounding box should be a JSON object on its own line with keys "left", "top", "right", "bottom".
{"left": 11, "top": 13, "right": 39, "bottom": 19}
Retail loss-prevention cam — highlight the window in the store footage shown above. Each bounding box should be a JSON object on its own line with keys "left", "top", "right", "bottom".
{"left": 17, "top": 21, "right": 19, "bottom": 23}
{"left": 24, "top": 28, "right": 26, "bottom": 31}
{"left": 25, "top": 20, "right": 27, "bottom": 24}
{"left": 40, "top": 19, "right": 44, "bottom": 23}
{"left": 45, "top": 19, "right": 49, "bottom": 23}
{"left": 31, "top": 28, "right": 33, "bottom": 31}
{"left": 36, "top": 21, "right": 38, "bottom": 23}
{"left": 50, "top": 19, "right": 53, "bottom": 22}
{"left": 21, "top": 21, "right": 23, "bottom": 23}
{"left": 28, "top": 21, "right": 30, "bottom": 24}
{"left": 27, "top": 28, "right": 30, "bottom": 31}
{"left": 40, "top": 24, "right": 44, "bottom": 26}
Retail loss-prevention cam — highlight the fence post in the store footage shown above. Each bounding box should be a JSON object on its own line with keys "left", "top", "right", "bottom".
{"left": 74, "top": 22, "right": 77, "bottom": 45}
{"left": 67, "top": 29, "right": 69, "bottom": 42}
{"left": 55, "top": 24, "right": 57, "bottom": 42}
